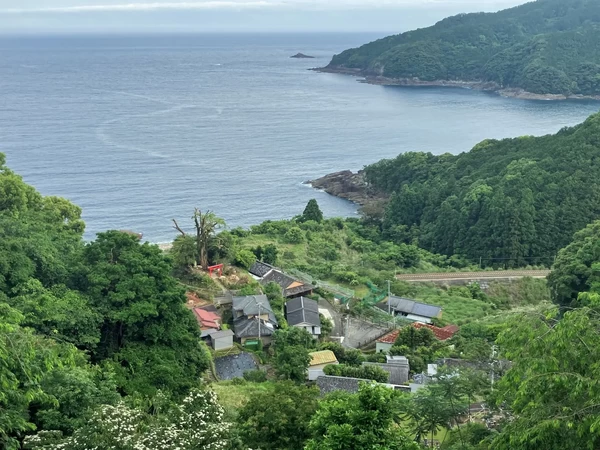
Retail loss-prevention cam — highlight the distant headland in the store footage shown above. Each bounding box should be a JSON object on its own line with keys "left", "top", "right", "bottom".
{"left": 315, "top": 0, "right": 600, "bottom": 100}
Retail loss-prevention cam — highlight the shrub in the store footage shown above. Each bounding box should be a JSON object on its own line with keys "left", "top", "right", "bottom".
{"left": 243, "top": 370, "right": 268, "bottom": 383}
{"left": 323, "top": 364, "right": 389, "bottom": 383}
{"left": 318, "top": 342, "right": 365, "bottom": 367}
{"left": 234, "top": 249, "right": 256, "bottom": 270}
{"left": 284, "top": 227, "right": 305, "bottom": 244}
{"left": 365, "top": 353, "right": 387, "bottom": 363}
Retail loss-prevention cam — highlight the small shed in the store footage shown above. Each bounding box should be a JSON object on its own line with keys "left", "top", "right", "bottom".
{"left": 308, "top": 350, "right": 339, "bottom": 381}
{"left": 210, "top": 329, "right": 234, "bottom": 351}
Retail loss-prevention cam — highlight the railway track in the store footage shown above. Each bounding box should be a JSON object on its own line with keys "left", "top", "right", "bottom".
{"left": 396, "top": 270, "right": 550, "bottom": 282}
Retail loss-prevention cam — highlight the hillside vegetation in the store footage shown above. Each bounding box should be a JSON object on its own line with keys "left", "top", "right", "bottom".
{"left": 326, "top": 0, "right": 600, "bottom": 96}
{"left": 5, "top": 147, "right": 600, "bottom": 449}
{"left": 362, "top": 112, "right": 600, "bottom": 267}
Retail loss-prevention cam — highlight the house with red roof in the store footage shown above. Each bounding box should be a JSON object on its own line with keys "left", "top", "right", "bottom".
{"left": 375, "top": 323, "right": 459, "bottom": 353}
{"left": 193, "top": 307, "right": 221, "bottom": 338}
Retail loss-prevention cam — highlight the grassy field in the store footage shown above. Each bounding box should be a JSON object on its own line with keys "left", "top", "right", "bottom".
{"left": 211, "top": 380, "right": 278, "bottom": 421}
{"left": 416, "top": 286, "right": 493, "bottom": 324}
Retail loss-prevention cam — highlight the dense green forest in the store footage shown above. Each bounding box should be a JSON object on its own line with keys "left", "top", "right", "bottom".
{"left": 0, "top": 153, "right": 212, "bottom": 448}
{"left": 360, "top": 111, "right": 600, "bottom": 267}
{"left": 327, "top": 0, "right": 600, "bottom": 96}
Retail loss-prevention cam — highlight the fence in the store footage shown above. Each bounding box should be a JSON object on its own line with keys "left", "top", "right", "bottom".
{"left": 349, "top": 306, "right": 413, "bottom": 330}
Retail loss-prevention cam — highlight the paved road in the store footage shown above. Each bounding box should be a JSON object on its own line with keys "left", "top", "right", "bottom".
{"left": 396, "top": 270, "right": 550, "bottom": 282}
{"left": 318, "top": 299, "right": 344, "bottom": 337}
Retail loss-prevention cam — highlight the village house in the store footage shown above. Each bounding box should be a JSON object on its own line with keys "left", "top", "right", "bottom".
{"left": 210, "top": 329, "right": 234, "bottom": 351}
{"left": 248, "top": 261, "right": 276, "bottom": 279}
{"left": 192, "top": 307, "right": 222, "bottom": 338}
{"left": 381, "top": 296, "right": 442, "bottom": 323}
{"left": 413, "top": 322, "right": 459, "bottom": 339}
{"left": 376, "top": 323, "right": 459, "bottom": 353}
{"left": 249, "top": 261, "right": 313, "bottom": 298}
{"left": 285, "top": 297, "right": 321, "bottom": 337}
{"left": 186, "top": 292, "right": 223, "bottom": 338}
{"left": 232, "top": 295, "right": 278, "bottom": 347}
{"left": 307, "top": 350, "right": 339, "bottom": 381}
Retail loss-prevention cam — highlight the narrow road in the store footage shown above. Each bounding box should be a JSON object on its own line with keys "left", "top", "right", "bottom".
{"left": 396, "top": 270, "right": 550, "bottom": 282}
{"left": 318, "top": 299, "right": 343, "bottom": 338}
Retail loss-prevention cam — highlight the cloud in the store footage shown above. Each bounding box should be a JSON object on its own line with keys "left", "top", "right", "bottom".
{"left": 0, "top": 0, "right": 526, "bottom": 14}
{"left": 1, "top": 1, "right": 280, "bottom": 13}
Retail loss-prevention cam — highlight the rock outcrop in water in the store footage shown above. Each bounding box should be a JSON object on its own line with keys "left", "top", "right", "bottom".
{"left": 307, "top": 170, "right": 385, "bottom": 206}
{"left": 291, "top": 53, "right": 315, "bottom": 59}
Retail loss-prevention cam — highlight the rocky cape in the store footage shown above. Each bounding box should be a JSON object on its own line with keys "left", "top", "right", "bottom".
{"left": 306, "top": 170, "right": 386, "bottom": 206}
{"left": 312, "top": 66, "right": 600, "bottom": 101}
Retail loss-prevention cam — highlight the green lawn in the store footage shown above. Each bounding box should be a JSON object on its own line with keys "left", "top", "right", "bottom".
{"left": 211, "top": 380, "right": 278, "bottom": 421}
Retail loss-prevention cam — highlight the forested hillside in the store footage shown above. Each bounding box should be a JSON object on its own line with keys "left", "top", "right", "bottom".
{"left": 0, "top": 153, "right": 212, "bottom": 448}
{"left": 326, "top": 0, "right": 600, "bottom": 96}
{"left": 362, "top": 111, "right": 600, "bottom": 267}
{"left": 6, "top": 147, "right": 600, "bottom": 448}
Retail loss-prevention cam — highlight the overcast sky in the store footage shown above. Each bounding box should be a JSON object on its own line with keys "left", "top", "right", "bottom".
{"left": 0, "top": 0, "right": 530, "bottom": 33}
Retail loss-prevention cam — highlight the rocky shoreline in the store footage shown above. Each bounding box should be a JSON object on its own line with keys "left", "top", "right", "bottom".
{"left": 306, "top": 170, "right": 385, "bottom": 206}
{"left": 312, "top": 66, "right": 600, "bottom": 101}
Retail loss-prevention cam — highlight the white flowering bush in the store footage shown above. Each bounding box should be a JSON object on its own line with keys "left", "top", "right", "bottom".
{"left": 23, "top": 389, "right": 231, "bottom": 450}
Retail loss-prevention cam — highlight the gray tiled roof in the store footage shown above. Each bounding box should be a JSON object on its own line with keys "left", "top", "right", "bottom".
{"left": 390, "top": 297, "right": 416, "bottom": 313}
{"left": 412, "top": 303, "right": 442, "bottom": 318}
{"left": 210, "top": 330, "right": 234, "bottom": 340}
{"left": 386, "top": 296, "right": 441, "bottom": 319}
{"left": 232, "top": 295, "right": 278, "bottom": 325}
{"left": 261, "top": 269, "right": 313, "bottom": 298}
{"left": 285, "top": 297, "right": 321, "bottom": 327}
{"left": 261, "top": 270, "right": 296, "bottom": 289}
{"left": 233, "top": 317, "right": 275, "bottom": 338}
{"left": 249, "top": 261, "right": 275, "bottom": 278}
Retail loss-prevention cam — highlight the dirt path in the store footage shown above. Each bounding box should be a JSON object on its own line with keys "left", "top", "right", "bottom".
{"left": 397, "top": 270, "right": 550, "bottom": 282}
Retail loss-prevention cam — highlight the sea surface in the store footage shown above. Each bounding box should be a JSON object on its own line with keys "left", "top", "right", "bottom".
{"left": 1, "top": 33, "right": 599, "bottom": 243}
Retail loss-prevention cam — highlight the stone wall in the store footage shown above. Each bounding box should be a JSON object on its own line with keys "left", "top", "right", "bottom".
{"left": 317, "top": 375, "right": 366, "bottom": 395}
{"left": 362, "top": 361, "right": 409, "bottom": 385}
{"left": 316, "top": 376, "right": 409, "bottom": 396}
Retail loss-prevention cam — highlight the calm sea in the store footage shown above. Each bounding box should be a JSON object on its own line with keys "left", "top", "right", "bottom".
{"left": 1, "top": 33, "right": 599, "bottom": 242}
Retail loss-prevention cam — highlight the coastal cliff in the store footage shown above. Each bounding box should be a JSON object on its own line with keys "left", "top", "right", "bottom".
{"left": 307, "top": 170, "right": 385, "bottom": 206}
{"left": 313, "top": 68, "right": 600, "bottom": 101}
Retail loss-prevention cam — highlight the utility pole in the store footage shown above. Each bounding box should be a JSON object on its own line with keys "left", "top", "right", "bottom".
{"left": 257, "top": 302, "right": 262, "bottom": 341}
{"left": 490, "top": 344, "right": 497, "bottom": 391}
{"left": 345, "top": 316, "right": 349, "bottom": 340}
{"left": 479, "top": 256, "right": 483, "bottom": 269}
{"left": 387, "top": 280, "right": 391, "bottom": 315}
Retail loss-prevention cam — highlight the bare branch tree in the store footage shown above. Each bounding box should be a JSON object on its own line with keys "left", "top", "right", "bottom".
{"left": 172, "top": 219, "right": 187, "bottom": 236}
{"left": 193, "top": 208, "right": 226, "bottom": 270}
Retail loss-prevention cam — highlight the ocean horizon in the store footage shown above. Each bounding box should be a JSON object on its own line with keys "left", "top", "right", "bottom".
{"left": 2, "top": 32, "right": 599, "bottom": 243}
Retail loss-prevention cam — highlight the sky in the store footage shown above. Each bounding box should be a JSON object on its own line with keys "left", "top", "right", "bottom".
{"left": 0, "top": 0, "right": 530, "bottom": 33}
